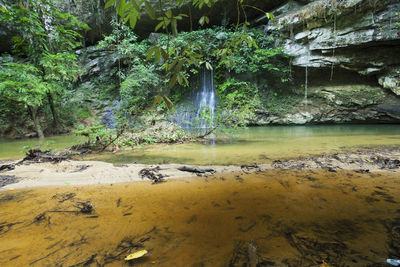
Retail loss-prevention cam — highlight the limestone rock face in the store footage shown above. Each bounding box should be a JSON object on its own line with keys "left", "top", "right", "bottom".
{"left": 55, "top": 0, "right": 113, "bottom": 44}
{"left": 252, "top": 84, "right": 400, "bottom": 125}
{"left": 255, "top": 0, "right": 400, "bottom": 124}
{"left": 268, "top": 0, "right": 400, "bottom": 73}
{"left": 76, "top": 46, "right": 119, "bottom": 82}
{"left": 379, "top": 66, "right": 400, "bottom": 96}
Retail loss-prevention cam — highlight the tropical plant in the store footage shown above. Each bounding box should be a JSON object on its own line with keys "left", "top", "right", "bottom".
{"left": 0, "top": 0, "right": 88, "bottom": 137}
{"left": 104, "top": 0, "right": 275, "bottom": 106}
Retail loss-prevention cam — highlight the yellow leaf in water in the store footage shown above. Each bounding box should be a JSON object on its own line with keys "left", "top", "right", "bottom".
{"left": 125, "top": 250, "right": 148, "bottom": 261}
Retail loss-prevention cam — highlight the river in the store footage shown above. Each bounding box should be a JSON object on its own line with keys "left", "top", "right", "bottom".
{"left": 0, "top": 124, "right": 399, "bottom": 266}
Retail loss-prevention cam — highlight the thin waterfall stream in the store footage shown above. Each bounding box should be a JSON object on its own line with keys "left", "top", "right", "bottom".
{"left": 172, "top": 66, "right": 218, "bottom": 133}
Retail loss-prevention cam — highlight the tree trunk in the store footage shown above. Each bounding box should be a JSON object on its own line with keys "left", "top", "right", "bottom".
{"left": 47, "top": 92, "right": 60, "bottom": 131}
{"left": 28, "top": 105, "right": 45, "bottom": 139}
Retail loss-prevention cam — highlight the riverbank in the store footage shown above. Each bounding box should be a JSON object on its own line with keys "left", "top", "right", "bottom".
{"left": 1, "top": 148, "right": 399, "bottom": 190}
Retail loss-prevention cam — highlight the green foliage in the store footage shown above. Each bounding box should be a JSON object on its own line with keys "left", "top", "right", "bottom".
{"left": 267, "top": 91, "right": 302, "bottom": 115}
{"left": 217, "top": 78, "right": 263, "bottom": 125}
{"left": 105, "top": 0, "right": 275, "bottom": 108}
{"left": 98, "top": 19, "right": 163, "bottom": 114}
{"left": 219, "top": 29, "right": 290, "bottom": 83}
{"left": 120, "top": 64, "right": 161, "bottom": 114}
{"left": 0, "top": 61, "right": 46, "bottom": 107}
{"left": 0, "top": 0, "right": 88, "bottom": 136}
{"left": 98, "top": 19, "right": 138, "bottom": 49}
{"left": 40, "top": 52, "right": 80, "bottom": 84}
{"left": 97, "top": 23, "right": 290, "bottom": 127}
{"left": 1, "top": 1, "right": 88, "bottom": 60}
{"left": 74, "top": 125, "right": 121, "bottom": 149}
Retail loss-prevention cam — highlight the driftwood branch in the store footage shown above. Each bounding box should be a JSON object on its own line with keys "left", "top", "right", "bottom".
{"left": 100, "top": 124, "right": 127, "bottom": 152}
{"left": 177, "top": 166, "right": 215, "bottom": 173}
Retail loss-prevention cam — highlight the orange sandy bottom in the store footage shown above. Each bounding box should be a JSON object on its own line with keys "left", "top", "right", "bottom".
{"left": 0, "top": 169, "right": 399, "bottom": 266}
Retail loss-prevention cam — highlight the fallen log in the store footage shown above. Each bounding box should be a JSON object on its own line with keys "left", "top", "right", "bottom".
{"left": 0, "top": 164, "right": 15, "bottom": 172}
{"left": 22, "top": 149, "right": 70, "bottom": 163}
{"left": 177, "top": 166, "right": 215, "bottom": 173}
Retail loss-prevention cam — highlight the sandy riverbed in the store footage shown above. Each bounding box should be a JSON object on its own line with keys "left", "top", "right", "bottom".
{"left": 1, "top": 148, "right": 399, "bottom": 190}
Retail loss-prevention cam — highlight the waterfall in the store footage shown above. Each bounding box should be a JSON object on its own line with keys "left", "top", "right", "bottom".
{"left": 173, "top": 66, "right": 218, "bottom": 132}
{"left": 304, "top": 47, "right": 310, "bottom": 106}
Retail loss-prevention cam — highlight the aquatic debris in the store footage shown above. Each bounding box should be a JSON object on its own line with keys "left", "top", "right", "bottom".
{"left": 240, "top": 164, "right": 260, "bottom": 172}
{"left": 0, "top": 175, "right": 17, "bottom": 187}
{"left": 34, "top": 212, "right": 47, "bottom": 223}
{"left": 0, "top": 163, "right": 15, "bottom": 172}
{"left": 239, "top": 221, "right": 257, "bottom": 232}
{"left": 247, "top": 241, "right": 258, "bottom": 267}
{"left": 355, "top": 169, "right": 370, "bottom": 173}
{"left": 76, "top": 201, "right": 94, "bottom": 214}
{"left": 387, "top": 259, "right": 400, "bottom": 266}
{"left": 372, "top": 156, "right": 400, "bottom": 169}
{"left": 52, "top": 192, "right": 76, "bottom": 203}
{"left": 72, "top": 165, "right": 90, "bottom": 172}
{"left": 139, "top": 166, "right": 165, "bottom": 184}
{"left": 0, "top": 221, "right": 23, "bottom": 235}
{"left": 284, "top": 231, "right": 347, "bottom": 265}
{"left": 124, "top": 249, "right": 148, "bottom": 261}
{"left": 177, "top": 166, "right": 215, "bottom": 174}
{"left": 23, "top": 149, "right": 69, "bottom": 163}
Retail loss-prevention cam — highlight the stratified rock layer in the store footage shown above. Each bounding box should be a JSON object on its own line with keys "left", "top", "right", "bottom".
{"left": 258, "top": 0, "right": 400, "bottom": 124}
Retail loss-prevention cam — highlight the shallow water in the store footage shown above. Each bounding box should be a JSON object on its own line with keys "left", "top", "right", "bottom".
{"left": 0, "top": 170, "right": 399, "bottom": 266}
{"left": 87, "top": 124, "right": 400, "bottom": 165}
{"left": 0, "top": 135, "right": 86, "bottom": 161}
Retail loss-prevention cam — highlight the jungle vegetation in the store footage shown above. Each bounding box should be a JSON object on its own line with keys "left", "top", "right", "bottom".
{"left": 0, "top": 0, "right": 292, "bottom": 149}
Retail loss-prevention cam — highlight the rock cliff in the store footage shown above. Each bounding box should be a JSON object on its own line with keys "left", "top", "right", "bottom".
{"left": 261, "top": 0, "right": 400, "bottom": 124}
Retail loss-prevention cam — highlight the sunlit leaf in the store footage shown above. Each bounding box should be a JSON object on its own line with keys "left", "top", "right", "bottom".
{"left": 160, "top": 48, "right": 168, "bottom": 60}
{"left": 125, "top": 250, "right": 148, "bottom": 261}
{"left": 145, "top": 1, "right": 155, "bottom": 19}
{"left": 169, "top": 72, "right": 178, "bottom": 88}
{"left": 154, "top": 48, "right": 161, "bottom": 62}
{"left": 155, "top": 21, "right": 164, "bottom": 31}
{"left": 153, "top": 95, "right": 162, "bottom": 106}
{"left": 266, "top": 12, "right": 274, "bottom": 20}
{"left": 146, "top": 46, "right": 157, "bottom": 60}
{"left": 199, "top": 16, "right": 209, "bottom": 26}
{"left": 129, "top": 11, "right": 138, "bottom": 29}
{"left": 105, "top": 0, "right": 116, "bottom": 9}
{"left": 163, "top": 96, "right": 173, "bottom": 109}
{"left": 165, "top": 10, "right": 172, "bottom": 19}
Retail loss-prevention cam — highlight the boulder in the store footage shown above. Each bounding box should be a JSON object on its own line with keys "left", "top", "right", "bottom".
{"left": 379, "top": 66, "right": 400, "bottom": 96}
{"left": 76, "top": 46, "right": 119, "bottom": 82}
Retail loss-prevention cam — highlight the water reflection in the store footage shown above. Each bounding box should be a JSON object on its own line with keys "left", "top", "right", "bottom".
{"left": 88, "top": 125, "right": 400, "bottom": 165}
{"left": 0, "top": 135, "right": 87, "bottom": 161}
